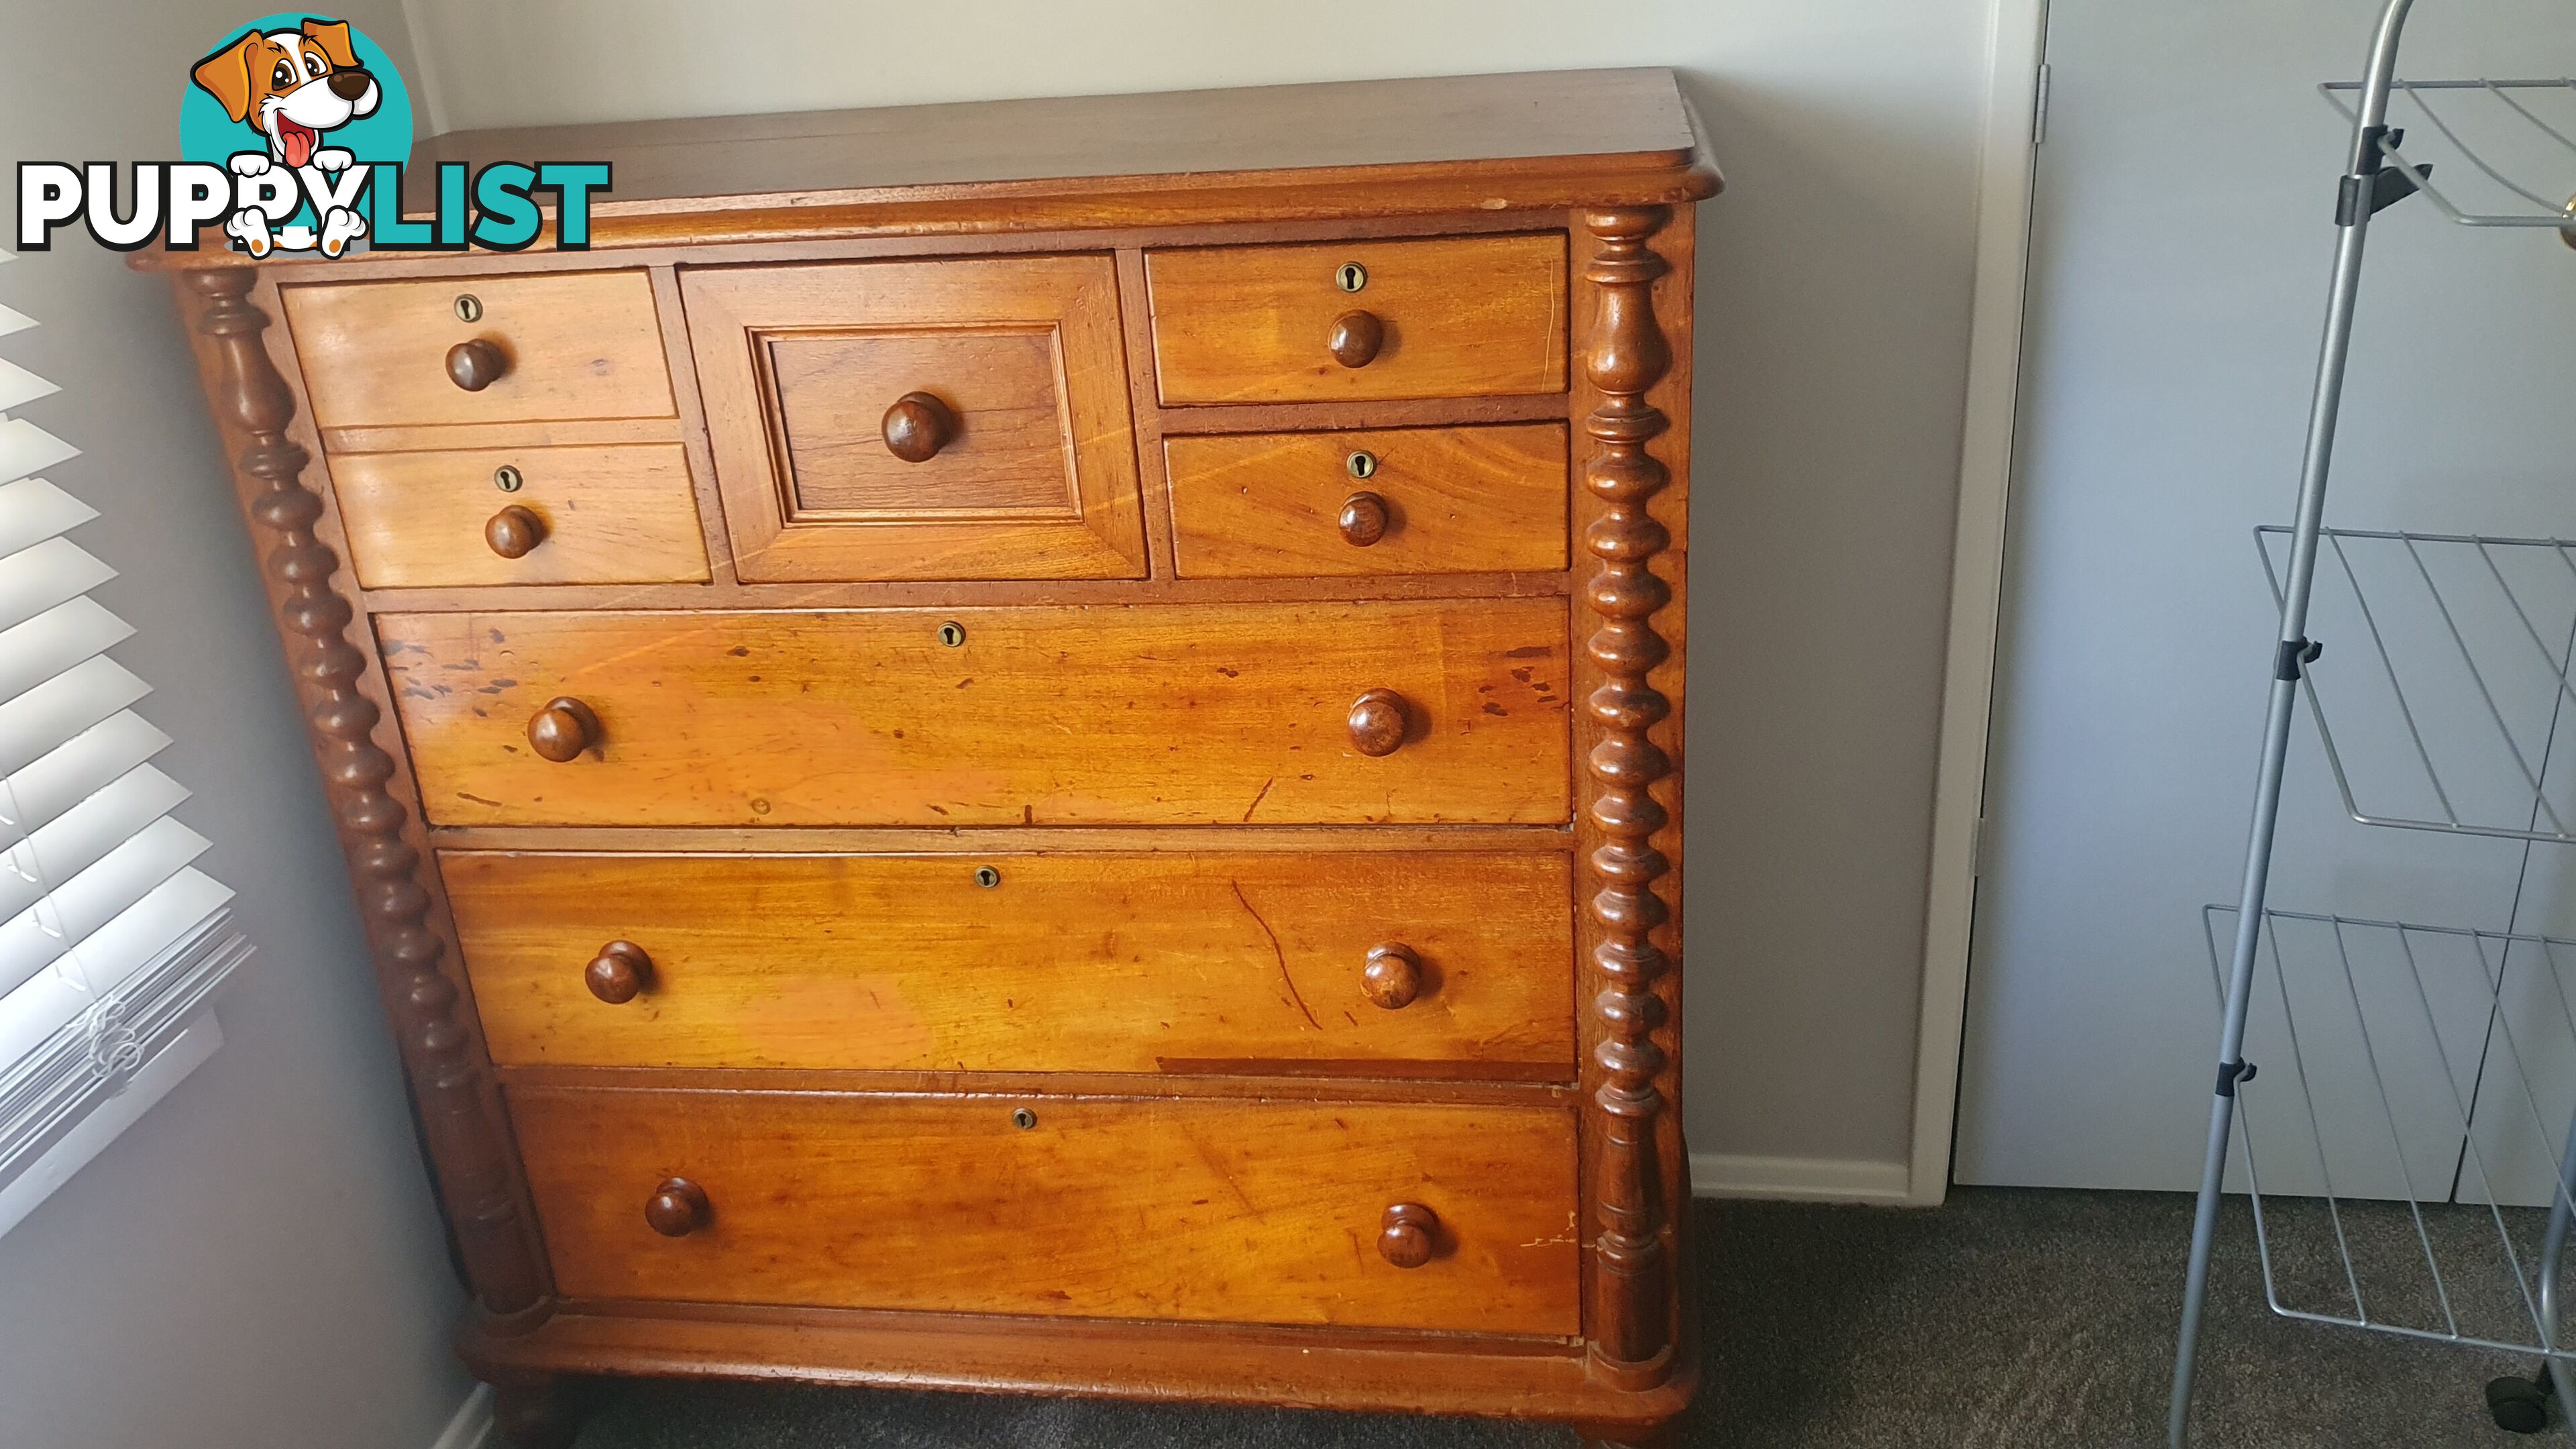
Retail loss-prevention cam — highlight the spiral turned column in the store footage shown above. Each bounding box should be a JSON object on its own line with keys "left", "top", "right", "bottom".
{"left": 1578, "top": 208, "right": 1677, "bottom": 1385}
{"left": 186, "top": 269, "right": 547, "bottom": 1319}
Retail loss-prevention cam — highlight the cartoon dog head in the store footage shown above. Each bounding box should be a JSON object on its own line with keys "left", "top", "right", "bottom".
{"left": 191, "top": 18, "right": 380, "bottom": 170}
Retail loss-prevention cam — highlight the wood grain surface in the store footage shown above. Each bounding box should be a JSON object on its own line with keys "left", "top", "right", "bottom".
{"left": 508, "top": 1085, "right": 1580, "bottom": 1334}
{"left": 282, "top": 271, "right": 676, "bottom": 428}
{"left": 331, "top": 443, "right": 710, "bottom": 588}
{"left": 682, "top": 257, "right": 1146, "bottom": 581}
{"left": 376, "top": 600, "right": 1570, "bottom": 827}
{"left": 1167, "top": 423, "right": 1568, "bottom": 578}
{"left": 1146, "top": 235, "right": 1566, "bottom": 404}
{"left": 442, "top": 849, "right": 1574, "bottom": 1077}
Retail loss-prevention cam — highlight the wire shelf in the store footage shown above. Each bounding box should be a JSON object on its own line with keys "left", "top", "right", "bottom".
{"left": 2260, "top": 525, "right": 2576, "bottom": 845}
{"left": 2321, "top": 78, "right": 2576, "bottom": 236}
{"left": 2215, "top": 906, "right": 2576, "bottom": 1361}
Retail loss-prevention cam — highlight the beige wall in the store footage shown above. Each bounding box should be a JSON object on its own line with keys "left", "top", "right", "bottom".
{"left": 405, "top": 0, "right": 1991, "bottom": 1178}
{"left": 0, "top": 4, "right": 478, "bottom": 1448}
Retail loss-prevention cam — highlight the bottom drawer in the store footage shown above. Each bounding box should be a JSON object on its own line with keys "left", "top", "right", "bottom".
{"left": 510, "top": 1086, "right": 1580, "bottom": 1336}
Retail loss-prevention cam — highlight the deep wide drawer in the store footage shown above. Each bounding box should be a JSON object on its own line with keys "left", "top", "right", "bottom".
{"left": 1167, "top": 423, "right": 1568, "bottom": 578}
{"left": 446, "top": 849, "right": 1574, "bottom": 1079}
{"left": 509, "top": 1085, "right": 1580, "bottom": 1334}
{"left": 378, "top": 600, "right": 1570, "bottom": 826}
{"left": 284, "top": 271, "right": 676, "bottom": 429}
{"left": 333, "top": 443, "right": 709, "bottom": 588}
{"left": 1144, "top": 234, "right": 1568, "bottom": 405}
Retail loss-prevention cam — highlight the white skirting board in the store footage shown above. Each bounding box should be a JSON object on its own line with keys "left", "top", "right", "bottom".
{"left": 431, "top": 1383, "right": 494, "bottom": 1449}
{"left": 1690, "top": 1152, "right": 1915, "bottom": 1204}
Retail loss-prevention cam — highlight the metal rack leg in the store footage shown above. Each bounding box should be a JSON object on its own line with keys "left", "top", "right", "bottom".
{"left": 2166, "top": 7, "right": 2414, "bottom": 1445}
{"left": 2537, "top": 1106, "right": 2576, "bottom": 1403}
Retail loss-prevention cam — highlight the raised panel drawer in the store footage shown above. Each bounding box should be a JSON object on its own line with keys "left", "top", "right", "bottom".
{"left": 377, "top": 600, "right": 1569, "bottom": 827}
{"left": 1167, "top": 423, "right": 1568, "bottom": 578}
{"left": 1144, "top": 234, "right": 1567, "bottom": 405}
{"left": 446, "top": 849, "right": 1574, "bottom": 1079}
{"left": 508, "top": 1085, "right": 1580, "bottom": 1334}
{"left": 283, "top": 272, "right": 675, "bottom": 429}
{"left": 682, "top": 257, "right": 1147, "bottom": 582}
{"left": 333, "top": 443, "right": 710, "bottom": 588}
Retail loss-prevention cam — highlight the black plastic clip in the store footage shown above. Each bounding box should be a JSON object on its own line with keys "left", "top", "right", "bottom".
{"left": 2217, "top": 1059, "right": 2259, "bottom": 1097}
{"left": 2337, "top": 125, "right": 2430, "bottom": 224}
{"left": 2275, "top": 637, "right": 2324, "bottom": 681}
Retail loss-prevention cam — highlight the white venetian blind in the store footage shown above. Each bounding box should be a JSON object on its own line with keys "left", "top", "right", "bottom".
{"left": 0, "top": 250, "right": 250, "bottom": 1228}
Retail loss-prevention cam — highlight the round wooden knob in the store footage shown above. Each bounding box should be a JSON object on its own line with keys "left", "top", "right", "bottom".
{"left": 881, "top": 391, "right": 955, "bottom": 462}
{"left": 585, "top": 941, "right": 652, "bottom": 1004}
{"left": 445, "top": 338, "right": 507, "bottom": 392}
{"left": 527, "top": 696, "right": 600, "bottom": 763}
{"left": 645, "top": 1177, "right": 710, "bottom": 1238}
{"left": 1347, "top": 688, "right": 1409, "bottom": 757}
{"left": 484, "top": 504, "right": 545, "bottom": 559}
{"left": 1362, "top": 943, "right": 1421, "bottom": 1010}
{"left": 1338, "top": 491, "right": 1389, "bottom": 547}
{"left": 1328, "top": 310, "right": 1385, "bottom": 368}
{"left": 1379, "top": 1203, "right": 1438, "bottom": 1269}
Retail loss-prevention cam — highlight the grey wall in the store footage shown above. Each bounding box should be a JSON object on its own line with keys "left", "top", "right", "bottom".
{"left": 402, "top": 0, "right": 1996, "bottom": 1177}
{"left": 1958, "top": 0, "right": 2576, "bottom": 1189}
{"left": 0, "top": 3, "right": 476, "bottom": 1445}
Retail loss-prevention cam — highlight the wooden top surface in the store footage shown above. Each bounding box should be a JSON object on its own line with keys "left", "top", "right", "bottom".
{"left": 408, "top": 68, "right": 1707, "bottom": 207}
{"left": 135, "top": 69, "right": 1715, "bottom": 266}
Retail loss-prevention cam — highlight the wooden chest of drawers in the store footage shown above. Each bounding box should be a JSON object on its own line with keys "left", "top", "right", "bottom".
{"left": 144, "top": 68, "right": 1713, "bottom": 1448}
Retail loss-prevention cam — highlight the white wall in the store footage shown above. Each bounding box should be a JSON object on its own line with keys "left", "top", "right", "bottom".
{"left": 405, "top": 0, "right": 1996, "bottom": 1182}
{"left": 0, "top": 3, "right": 477, "bottom": 1446}
{"left": 1958, "top": 0, "right": 2576, "bottom": 1189}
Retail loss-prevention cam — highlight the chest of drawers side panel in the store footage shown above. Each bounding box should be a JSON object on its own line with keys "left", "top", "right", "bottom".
{"left": 1568, "top": 205, "right": 1695, "bottom": 1391}
{"left": 172, "top": 268, "right": 556, "bottom": 1322}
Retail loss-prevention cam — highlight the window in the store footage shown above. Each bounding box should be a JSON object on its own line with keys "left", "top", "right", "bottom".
{"left": 0, "top": 250, "right": 250, "bottom": 1236}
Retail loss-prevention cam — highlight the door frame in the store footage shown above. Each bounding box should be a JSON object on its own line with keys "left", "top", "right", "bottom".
{"left": 1904, "top": 0, "right": 2051, "bottom": 1205}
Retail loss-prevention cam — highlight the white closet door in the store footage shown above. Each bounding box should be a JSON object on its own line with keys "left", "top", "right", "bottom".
{"left": 1953, "top": 0, "right": 2576, "bottom": 1194}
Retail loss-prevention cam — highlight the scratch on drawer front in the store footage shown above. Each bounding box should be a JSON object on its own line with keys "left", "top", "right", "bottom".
{"left": 1229, "top": 881, "right": 1317, "bottom": 1031}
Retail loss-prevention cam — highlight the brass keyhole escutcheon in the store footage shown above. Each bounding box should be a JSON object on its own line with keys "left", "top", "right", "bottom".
{"left": 938, "top": 621, "right": 967, "bottom": 648}
{"left": 975, "top": 865, "right": 1002, "bottom": 889}
{"left": 492, "top": 464, "right": 524, "bottom": 492}
{"left": 453, "top": 294, "right": 483, "bottom": 323}
{"left": 1336, "top": 261, "right": 1367, "bottom": 293}
{"left": 1012, "top": 1108, "right": 1037, "bottom": 1130}
{"left": 1345, "top": 450, "right": 1378, "bottom": 480}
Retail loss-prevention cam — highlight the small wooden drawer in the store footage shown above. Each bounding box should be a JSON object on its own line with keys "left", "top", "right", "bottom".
{"left": 332, "top": 443, "right": 709, "bottom": 588}
{"left": 681, "top": 257, "right": 1147, "bottom": 582}
{"left": 446, "top": 849, "right": 1574, "bottom": 1079}
{"left": 509, "top": 1085, "right": 1580, "bottom": 1334}
{"left": 283, "top": 272, "right": 675, "bottom": 430}
{"left": 377, "top": 600, "right": 1569, "bottom": 828}
{"left": 1167, "top": 424, "right": 1568, "bottom": 578}
{"left": 1144, "top": 234, "right": 1568, "bottom": 405}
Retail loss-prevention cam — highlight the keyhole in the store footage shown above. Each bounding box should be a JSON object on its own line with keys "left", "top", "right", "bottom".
{"left": 1346, "top": 451, "right": 1378, "bottom": 480}
{"left": 453, "top": 294, "right": 483, "bottom": 323}
{"left": 938, "top": 621, "right": 967, "bottom": 647}
{"left": 1336, "top": 262, "right": 1367, "bottom": 293}
{"left": 974, "top": 865, "right": 1002, "bottom": 888}
{"left": 1011, "top": 1108, "right": 1037, "bottom": 1130}
{"left": 492, "top": 464, "right": 524, "bottom": 492}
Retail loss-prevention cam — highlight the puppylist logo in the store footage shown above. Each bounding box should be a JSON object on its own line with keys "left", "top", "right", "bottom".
{"left": 15, "top": 13, "right": 610, "bottom": 258}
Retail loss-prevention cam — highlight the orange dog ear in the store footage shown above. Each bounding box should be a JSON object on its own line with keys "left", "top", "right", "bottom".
{"left": 191, "top": 30, "right": 263, "bottom": 122}
{"left": 301, "top": 17, "right": 360, "bottom": 70}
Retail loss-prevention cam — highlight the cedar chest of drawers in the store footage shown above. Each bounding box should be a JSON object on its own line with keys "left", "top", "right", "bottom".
{"left": 142, "top": 68, "right": 1715, "bottom": 1448}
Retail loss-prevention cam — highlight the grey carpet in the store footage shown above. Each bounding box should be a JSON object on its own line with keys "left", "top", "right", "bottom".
{"left": 570, "top": 1187, "right": 2563, "bottom": 1447}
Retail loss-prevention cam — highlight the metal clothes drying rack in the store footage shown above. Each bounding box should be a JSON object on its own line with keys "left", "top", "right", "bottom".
{"left": 2167, "top": 1, "right": 2576, "bottom": 1444}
